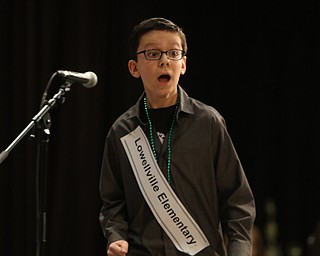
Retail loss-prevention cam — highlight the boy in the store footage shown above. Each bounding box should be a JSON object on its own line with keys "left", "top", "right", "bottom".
{"left": 99, "top": 17, "right": 255, "bottom": 255}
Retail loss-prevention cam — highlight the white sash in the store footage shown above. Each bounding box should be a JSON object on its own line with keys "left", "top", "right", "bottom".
{"left": 120, "top": 126, "right": 210, "bottom": 255}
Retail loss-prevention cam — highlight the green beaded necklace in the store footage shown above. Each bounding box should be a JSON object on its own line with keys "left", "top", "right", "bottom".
{"left": 143, "top": 93, "right": 180, "bottom": 184}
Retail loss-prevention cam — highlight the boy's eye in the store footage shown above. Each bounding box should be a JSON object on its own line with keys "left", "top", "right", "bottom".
{"left": 169, "top": 50, "right": 179, "bottom": 57}
{"left": 147, "top": 50, "right": 161, "bottom": 58}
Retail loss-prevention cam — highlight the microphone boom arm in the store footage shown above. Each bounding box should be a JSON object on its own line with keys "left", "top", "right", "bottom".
{"left": 0, "top": 81, "right": 71, "bottom": 164}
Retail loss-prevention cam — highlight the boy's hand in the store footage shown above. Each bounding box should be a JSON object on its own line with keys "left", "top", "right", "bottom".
{"left": 107, "top": 240, "right": 128, "bottom": 256}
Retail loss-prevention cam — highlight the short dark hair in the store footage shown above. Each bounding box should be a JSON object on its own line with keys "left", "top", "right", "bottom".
{"left": 128, "top": 17, "right": 187, "bottom": 60}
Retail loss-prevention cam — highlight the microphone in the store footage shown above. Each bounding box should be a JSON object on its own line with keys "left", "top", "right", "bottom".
{"left": 57, "top": 70, "right": 98, "bottom": 88}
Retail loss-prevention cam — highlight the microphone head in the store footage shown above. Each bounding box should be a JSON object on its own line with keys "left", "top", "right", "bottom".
{"left": 83, "top": 71, "right": 98, "bottom": 88}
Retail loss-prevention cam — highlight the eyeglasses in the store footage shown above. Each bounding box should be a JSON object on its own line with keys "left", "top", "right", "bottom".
{"left": 136, "top": 49, "right": 185, "bottom": 61}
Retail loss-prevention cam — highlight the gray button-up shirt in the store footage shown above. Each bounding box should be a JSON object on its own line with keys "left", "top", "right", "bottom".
{"left": 99, "top": 86, "right": 256, "bottom": 255}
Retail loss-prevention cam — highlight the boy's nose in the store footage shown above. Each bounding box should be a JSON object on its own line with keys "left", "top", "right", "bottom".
{"left": 159, "top": 54, "right": 170, "bottom": 66}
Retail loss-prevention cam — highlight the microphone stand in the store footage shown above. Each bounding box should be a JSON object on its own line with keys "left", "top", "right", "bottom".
{"left": 0, "top": 81, "right": 72, "bottom": 256}
{"left": 35, "top": 111, "right": 51, "bottom": 256}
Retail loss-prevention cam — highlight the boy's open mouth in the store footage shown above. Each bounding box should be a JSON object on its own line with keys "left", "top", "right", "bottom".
{"left": 158, "top": 74, "right": 171, "bottom": 82}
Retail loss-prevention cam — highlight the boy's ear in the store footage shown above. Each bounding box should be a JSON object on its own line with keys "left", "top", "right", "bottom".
{"left": 180, "top": 56, "right": 187, "bottom": 75}
{"left": 128, "top": 60, "right": 141, "bottom": 78}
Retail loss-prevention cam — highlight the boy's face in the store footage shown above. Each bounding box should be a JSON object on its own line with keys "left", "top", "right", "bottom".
{"left": 128, "top": 30, "right": 186, "bottom": 107}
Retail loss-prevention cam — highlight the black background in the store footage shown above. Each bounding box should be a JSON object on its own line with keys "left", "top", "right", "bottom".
{"left": 0, "top": 1, "right": 319, "bottom": 255}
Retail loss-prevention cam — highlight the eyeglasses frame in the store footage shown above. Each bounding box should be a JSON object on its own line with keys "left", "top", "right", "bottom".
{"left": 136, "top": 49, "right": 186, "bottom": 61}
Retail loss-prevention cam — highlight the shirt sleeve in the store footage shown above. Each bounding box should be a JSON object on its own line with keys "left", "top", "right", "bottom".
{"left": 99, "top": 130, "right": 129, "bottom": 247}
{"left": 213, "top": 116, "right": 256, "bottom": 256}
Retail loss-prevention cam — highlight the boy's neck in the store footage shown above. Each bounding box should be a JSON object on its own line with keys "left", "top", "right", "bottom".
{"left": 146, "top": 92, "right": 178, "bottom": 109}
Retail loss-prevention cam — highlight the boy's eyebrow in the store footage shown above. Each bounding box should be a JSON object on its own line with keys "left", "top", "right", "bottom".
{"left": 141, "top": 43, "right": 157, "bottom": 49}
{"left": 140, "top": 42, "right": 182, "bottom": 50}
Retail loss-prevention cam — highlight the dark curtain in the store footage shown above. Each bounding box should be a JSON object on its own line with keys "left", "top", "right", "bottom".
{"left": 0, "top": 1, "right": 319, "bottom": 255}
